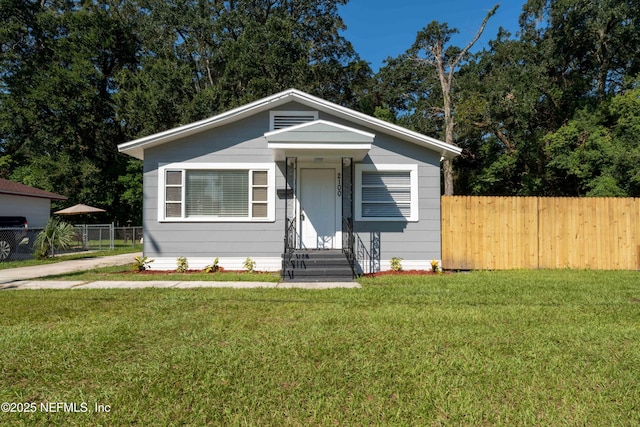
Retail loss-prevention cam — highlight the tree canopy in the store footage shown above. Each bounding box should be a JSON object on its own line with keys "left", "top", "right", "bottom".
{"left": 377, "top": 0, "right": 640, "bottom": 197}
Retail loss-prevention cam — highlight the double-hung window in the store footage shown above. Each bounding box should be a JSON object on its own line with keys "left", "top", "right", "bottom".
{"left": 159, "top": 163, "right": 275, "bottom": 222}
{"left": 355, "top": 164, "right": 418, "bottom": 221}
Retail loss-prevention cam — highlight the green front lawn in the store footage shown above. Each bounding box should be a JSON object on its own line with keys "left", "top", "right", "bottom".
{"left": 1, "top": 270, "right": 638, "bottom": 425}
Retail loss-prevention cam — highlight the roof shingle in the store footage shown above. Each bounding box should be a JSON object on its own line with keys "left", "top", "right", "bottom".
{"left": 0, "top": 178, "right": 67, "bottom": 200}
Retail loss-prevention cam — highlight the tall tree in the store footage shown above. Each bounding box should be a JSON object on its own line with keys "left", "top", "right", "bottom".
{"left": 447, "top": 0, "right": 640, "bottom": 197}
{"left": 116, "top": 0, "right": 371, "bottom": 138}
{"left": 377, "top": 5, "right": 499, "bottom": 195}
{"left": 453, "top": 30, "right": 551, "bottom": 195}
{"left": 543, "top": 82, "right": 640, "bottom": 197}
{"left": 520, "top": 0, "right": 640, "bottom": 101}
{"left": 407, "top": 5, "right": 499, "bottom": 195}
{"left": 0, "top": 0, "right": 139, "bottom": 220}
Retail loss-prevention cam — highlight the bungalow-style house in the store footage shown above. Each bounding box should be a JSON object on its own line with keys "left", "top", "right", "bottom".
{"left": 0, "top": 178, "right": 67, "bottom": 228}
{"left": 118, "top": 89, "right": 461, "bottom": 280}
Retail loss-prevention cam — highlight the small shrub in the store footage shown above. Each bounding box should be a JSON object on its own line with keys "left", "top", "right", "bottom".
{"left": 204, "top": 257, "right": 220, "bottom": 273}
{"left": 133, "top": 256, "right": 154, "bottom": 272}
{"left": 390, "top": 257, "right": 403, "bottom": 272}
{"left": 243, "top": 257, "right": 256, "bottom": 273}
{"left": 176, "top": 256, "right": 189, "bottom": 273}
{"left": 431, "top": 259, "right": 441, "bottom": 273}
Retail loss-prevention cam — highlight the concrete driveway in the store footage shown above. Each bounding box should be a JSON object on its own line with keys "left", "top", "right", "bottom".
{"left": 0, "top": 252, "right": 140, "bottom": 285}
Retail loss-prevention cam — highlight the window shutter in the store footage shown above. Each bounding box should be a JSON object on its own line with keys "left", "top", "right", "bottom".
{"left": 251, "top": 170, "right": 268, "bottom": 218}
{"left": 165, "top": 170, "right": 183, "bottom": 218}
{"left": 361, "top": 171, "right": 412, "bottom": 218}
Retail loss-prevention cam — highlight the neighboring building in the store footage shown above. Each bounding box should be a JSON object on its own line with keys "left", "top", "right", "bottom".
{"left": 118, "top": 89, "right": 461, "bottom": 277}
{"left": 0, "top": 178, "right": 67, "bottom": 228}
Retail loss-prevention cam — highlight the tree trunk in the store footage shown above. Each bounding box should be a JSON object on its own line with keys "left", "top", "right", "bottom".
{"left": 430, "top": 5, "right": 498, "bottom": 196}
{"left": 443, "top": 159, "right": 454, "bottom": 196}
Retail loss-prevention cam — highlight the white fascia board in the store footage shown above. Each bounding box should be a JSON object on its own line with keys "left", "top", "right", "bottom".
{"left": 268, "top": 142, "right": 372, "bottom": 150}
{"left": 269, "top": 143, "right": 372, "bottom": 161}
{"left": 264, "top": 119, "right": 375, "bottom": 140}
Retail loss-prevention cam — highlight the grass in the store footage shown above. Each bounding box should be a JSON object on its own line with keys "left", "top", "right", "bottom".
{"left": 1, "top": 270, "right": 639, "bottom": 426}
{"left": 0, "top": 246, "right": 141, "bottom": 270}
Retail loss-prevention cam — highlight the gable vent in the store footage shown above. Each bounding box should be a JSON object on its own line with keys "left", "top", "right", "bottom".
{"left": 271, "top": 111, "right": 318, "bottom": 130}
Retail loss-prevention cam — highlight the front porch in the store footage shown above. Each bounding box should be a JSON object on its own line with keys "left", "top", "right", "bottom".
{"left": 265, "top": 119, "right": 382, "bottom": 280}
{"left": 279, "top": 156, "right": 380, "bottom": 281}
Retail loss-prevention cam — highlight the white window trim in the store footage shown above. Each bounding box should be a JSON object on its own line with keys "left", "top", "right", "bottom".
{"left": 354, "top": 164, "right": 419, "bottom": 222}
{"left": 269, "top": 110, "right": 318, "bottom": 131}
{"left": 157, "top": 163, "right": 276, "bottom": 222}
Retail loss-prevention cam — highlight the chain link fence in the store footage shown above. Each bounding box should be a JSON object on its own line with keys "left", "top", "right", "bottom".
{"left": 0, "top": 225, "right": 142, "bottom": 262}
{"left": 69, "top": 224, "right": 143, "bottom": 252}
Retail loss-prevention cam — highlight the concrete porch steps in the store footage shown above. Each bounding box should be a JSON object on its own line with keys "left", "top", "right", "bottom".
{"left": 282, "top": 249, "right": 354, "bottom": 282}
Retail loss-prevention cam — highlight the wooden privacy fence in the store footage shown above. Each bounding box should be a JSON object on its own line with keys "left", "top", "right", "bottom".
{"left": 441, "top": 196, "right": 640, "bottom": 270}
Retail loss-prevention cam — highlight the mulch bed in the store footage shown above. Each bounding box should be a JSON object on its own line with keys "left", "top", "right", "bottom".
{"left": 131, "top": 269, "right": 447, "bottom": 277}
{"left": 131, "top": 268, "right": 272, "bottom": 275}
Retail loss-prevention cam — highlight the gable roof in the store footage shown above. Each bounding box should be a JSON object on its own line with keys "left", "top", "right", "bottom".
{"left": 118, "top": 88, "right": 462, "bottom": 161}
{"left": 265, "top": 120, "right": 374, "bottom": 161}
{"left": 0, "top": 178, "right": 67, "bottom": 200}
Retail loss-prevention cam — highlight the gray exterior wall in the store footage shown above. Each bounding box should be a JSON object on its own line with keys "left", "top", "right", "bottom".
{"left": 353, "top": 139, "right": 441, "bottom": 267}
{"left": 0, "top": 194, "right": 52, "bottom": 228}
{"left": 143, "top": 110, "right": 285, "bottom": 260}
{"left": 307, "top": 106, "right": 443, "bottom": 266}
{"left": 142, "top": 100, "right": 442, "bottom": 269}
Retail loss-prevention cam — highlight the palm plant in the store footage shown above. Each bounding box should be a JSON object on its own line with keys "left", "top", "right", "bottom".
{"left": 34, "top": 218, "right": 76, "bottom": 258}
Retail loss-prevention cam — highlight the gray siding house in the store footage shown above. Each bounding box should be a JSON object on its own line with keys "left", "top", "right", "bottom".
{"left": 118, "top": 89, "right": 460, "bottom": 276}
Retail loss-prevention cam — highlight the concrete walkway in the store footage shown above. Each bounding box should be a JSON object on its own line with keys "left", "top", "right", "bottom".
{"left": 0, "top": 253, "right": 141, "bottom": 284}
{"left": 0, "top": 252, "right": 360, "bottom": 290}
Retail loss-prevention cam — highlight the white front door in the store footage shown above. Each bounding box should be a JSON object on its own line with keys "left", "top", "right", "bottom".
{"left": 299, "top": 168, "right": 337, "bottom": 249}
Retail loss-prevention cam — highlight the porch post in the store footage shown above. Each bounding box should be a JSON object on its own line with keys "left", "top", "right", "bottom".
{"left": 284, "top": 157, "right": 297, "bottom": 253}
{"left": 341, "top": 157, "right": 354, "bottom": 258}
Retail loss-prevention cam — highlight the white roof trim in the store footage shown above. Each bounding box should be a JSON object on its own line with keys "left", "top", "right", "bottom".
{"left": 264, "top": 119, "right": 375, "bottom": 140}
{"left": 265, "top": 120, "right": 374, "bottom": 161}
{"left": 118, "top": 88, "right": 461, "bottom": 160}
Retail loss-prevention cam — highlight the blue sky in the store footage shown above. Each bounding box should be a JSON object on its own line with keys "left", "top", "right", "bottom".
{"left": 338, "top": 1, "right": 524, "bottom": 72}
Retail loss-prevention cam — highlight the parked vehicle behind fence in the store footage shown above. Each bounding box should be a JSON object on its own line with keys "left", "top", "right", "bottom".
{"left": 0, "top": 216, "right": 28, "bottom": 261}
